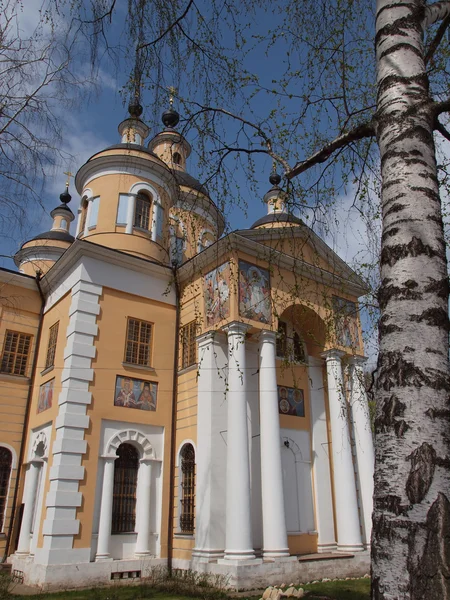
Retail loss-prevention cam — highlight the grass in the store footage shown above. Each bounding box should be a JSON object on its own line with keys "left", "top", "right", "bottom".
{"left": 7, "top": 577, "right": 371, "bottom": 600}
{"left": 303, "top": 578, "right": 370, "bottom": 600}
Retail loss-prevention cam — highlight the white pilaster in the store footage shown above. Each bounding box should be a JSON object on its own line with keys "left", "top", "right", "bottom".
{"left": 348, "top": 356, "right": 374, "bottom": 549}
{"left": 222, "top": 322, "right": 255, "bottom": 561}
{"left": 151, "top": 203, "right": 159, "bottom": 241}
{"left": 308, "top": 356, "right": 336, "bottom": 553}
{"left": 125, "top": 194, "right": 136, "bottom": 234}
{"left": 16, "top": 460, "right": 42, "bottom": 555}
{"left": 192, "top": 332, "right": 227, "bottom": 561}
{"left": 135, "top": 458, "right": 153, "bottom": 556}
{"left": 95, "top": 457, "right": 116, "bottom": 561}
{"left": 322, "top": 350, "right": 363, "bottom": 553}
{"left": 259, "top": 330, "right": 289, "bottom": 558}
{"left": 35, "top": 279, "right": 102, "bottom": 566}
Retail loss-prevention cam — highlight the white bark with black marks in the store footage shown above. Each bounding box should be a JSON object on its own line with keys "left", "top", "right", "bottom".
{"left": 373, "top": 1, "right": 450, "bottom": 598}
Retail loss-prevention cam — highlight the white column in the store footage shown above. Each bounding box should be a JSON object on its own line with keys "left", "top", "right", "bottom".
{"left": 348, "top": 356, "right": 374, "bottom": 549}
{"left": 75, "top": 209, "right": 82, "bottom": 237}
{"left": 193, "top": 332, "right": 227, "bottom": 561}
{"left": 95, "top": 457, "right": 116, "bottom": 561}
{"left": 322, "top": 350, "right": 363, "bottom": 552}
{"left": 135, "top": 459, "right": 152, "bottom": 556}
{"left": 308, "top": 356, "right": 336, "bottom": 552}
{"left": 222, "top": 322, "right": 255, "bottom": 561}
{"left": 259, "top": 330, "right": 289, "bottom": 558}
{"left": 83, "top": 199, "right": 93, "bottom": 236}
{"left": 16, "top": 460, "right": 42, "bottom": 555}
{"left": 125, "top": 194, "right": 136, "bottom": 234}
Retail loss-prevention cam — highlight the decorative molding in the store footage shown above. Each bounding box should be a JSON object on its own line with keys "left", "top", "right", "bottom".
{"left": 104, "top": 429, "right": 156, "bottom": 460}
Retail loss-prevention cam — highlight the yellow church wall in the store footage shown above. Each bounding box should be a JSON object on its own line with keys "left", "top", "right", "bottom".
{"left": 79, "top": 171, "right": 172, "bottom": 262}
{"left": 0, "top": 279, "right": 41, "bottom": 556}
{"left": 72, "top": 286, "right": 177, "bottom": 555}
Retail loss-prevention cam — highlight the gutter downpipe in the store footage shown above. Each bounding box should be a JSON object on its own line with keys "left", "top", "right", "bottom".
{"left": 2, "top": 272, "right": 45, "bottom": 562}
{"left": 167, "top": 263, "right": 181, "bottom": 576}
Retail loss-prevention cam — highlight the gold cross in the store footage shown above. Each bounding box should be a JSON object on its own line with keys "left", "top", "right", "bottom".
{"left": 168, "top": 86, "right": 177, "bottom": 106}
{"left": 64, "top": 171, "right": 73, "bottom": 187}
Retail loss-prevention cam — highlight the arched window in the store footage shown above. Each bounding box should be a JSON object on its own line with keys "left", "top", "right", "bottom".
{"left": 0, "top": 448, "right": 12, "bottom": 531}
{"left": 179, "top": 444, "right": 195, "bottom": 534}
{"left": 111, "top": 443, "right": 139, "bottom": 534}
{"left": 173, "top": 152, "right": 182, "bottom": 166}
{"left": 134, "top": 193, "right": 152, "bottom": 230}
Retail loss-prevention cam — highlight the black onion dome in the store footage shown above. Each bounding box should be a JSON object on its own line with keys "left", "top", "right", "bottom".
{"left": 59, "top": 187, "right": 71, "bottom": 204}
{"left": 128, "top": 102, "right": 143, "bottom": 118}
{"left": 269, "top": 172, "right": 282, "bottom": 186}
{"left": 162, "top": 107, "right": 180, "bottom": 128}
{"left": 30, "top": 230, "right": 75, "bottom": 243}
{"left": 250, "top": 212, "right": 303, "bottom": 229}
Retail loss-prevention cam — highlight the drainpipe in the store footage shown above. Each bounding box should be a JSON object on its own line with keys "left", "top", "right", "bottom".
{"left": 2, "top": 272, "right": 45, "bottom": 562}
{"left": 167, "top": 263, "right": 181, "bottom": 576}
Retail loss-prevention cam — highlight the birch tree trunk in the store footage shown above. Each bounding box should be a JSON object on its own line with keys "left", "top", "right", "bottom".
{"left": 373, "top": 1, "right": 450, "bottom": 598}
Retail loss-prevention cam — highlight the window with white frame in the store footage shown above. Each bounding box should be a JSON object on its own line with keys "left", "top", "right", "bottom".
{"left": 111, "top": 443, "right": 139, "bottom": 534}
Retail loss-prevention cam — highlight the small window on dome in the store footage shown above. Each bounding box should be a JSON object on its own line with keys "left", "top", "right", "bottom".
{"left": 173, "top": 152, "right": 182, "bottom": 166}
{"left": 60, "top": 219, "right": 67, "bottom": 230}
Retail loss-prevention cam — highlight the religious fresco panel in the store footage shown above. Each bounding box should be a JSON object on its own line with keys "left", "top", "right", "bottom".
{"left": 204, "top": 262, "right": 230, "bottom": 326}
{"left": 332, "top": 295, "right": 360, "bottom": 347}
{"left": 114, "top": 375, "right": 157, "bottom": 411}
{"left": 37, "top": 379, "right": 54, "bottom": 413}
{"left": 238, "top": 260, "right": 271, "bottom": 323}
{"left": 278, "top": 385, "right": 305, "bottom": 417}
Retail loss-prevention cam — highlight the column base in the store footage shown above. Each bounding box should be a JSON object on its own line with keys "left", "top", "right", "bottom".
{"left": 192, "top": 548, "right": 225, "bottom": 561}
{"left": 135, "top": 552, "right": 152, "bottom": 558}
{"left": 317, "top": 542, "right": 337, "bottom": 553}
{"left": 218, "top": 557, "right": 263, "bottom": 566}
{"left": 220, "top": 549, "right": 257, "bottom": 562}
{"left": 14, "top": 551, "right": 31, "bottom": 558}
{"left": 95, "top": 554, "right": 113, "bottom": 562}
{"left": 263, "top": 549, "right": 290, "bottom": 559}
{"left": 337, "top": 543, "right": 364, "bottom": 553}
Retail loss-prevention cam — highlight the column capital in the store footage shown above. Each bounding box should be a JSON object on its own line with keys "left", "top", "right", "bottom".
{"left": 196, "top": 331, "right": 218, "bottom": 348}
{"left": 347, "top": 355, "right": 368, "bottom": 367}
{"left": 321, "top": 349, "right": 346, "bottom": 362}
{"left": 259, "top": 329, "right": 277, "bottom": 343}
{"left": 223, "top": 321, "right": 251, "bottom": 336}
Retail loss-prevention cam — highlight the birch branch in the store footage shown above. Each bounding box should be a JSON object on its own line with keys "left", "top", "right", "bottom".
{"left": 425, "top": 10, "right": 450, "bottom": 63}
{"left": 286, "top": 121, "right": 374, "bottom": 180}
{"left": 422, "top": 1, "right": 450, "bottom": 29}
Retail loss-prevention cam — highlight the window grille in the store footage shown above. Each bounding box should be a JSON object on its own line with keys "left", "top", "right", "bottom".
{"left": 0, "top": 448, "right": 12, "bottom": 531}
{"left": 180, "top": 321, "right": 197, "bottom": 369}
{"left": 111, "top": 443, "right": 139, "bottom": 534}
{"left": 134, "top": 194, "right": 151, "bottom": 230}
{"left": 293, "top": 331, "right": 306, "bottom": 363}
{"left": 1, "top": 331, "right": 32, "bottom": 376}
{"left": 125, "top": 318, "right": 152, "bottom": 366}
{"left": 180, "top": 444, "right": 195, "bottom": 534}
{"left": 45, "top": 322, "right": 59, "bottom": 369}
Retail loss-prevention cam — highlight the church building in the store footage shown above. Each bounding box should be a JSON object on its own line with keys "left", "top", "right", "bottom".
{"left": 0, "top": 102, "right": 374, "bottom": 589}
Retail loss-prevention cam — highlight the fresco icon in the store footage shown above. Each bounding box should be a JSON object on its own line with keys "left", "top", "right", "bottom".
{"left": 37, "top": 379, "right": 54, "bottom": 413}
{"left": 238, "top": 260, "right": 271, "bottom": 323}
{"left": 204, "top": 263, "right": 230, "bottom": 326}
{"left": 278, "top": 385, "right": 305, "bottom": 417}
{"left": 115, "top": 376, "right": 157, "bottom": 411}
{"left": 332, "top": 296, "right": 360, "bottom": 347}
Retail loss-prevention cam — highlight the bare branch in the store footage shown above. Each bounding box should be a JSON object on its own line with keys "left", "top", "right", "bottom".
{"left": 137, "top": 0, "right": 195, "bottom": 50}
{"left": 286, "top": 121, "right": 375, "bottom": 180}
